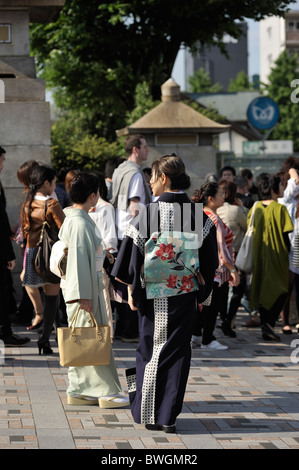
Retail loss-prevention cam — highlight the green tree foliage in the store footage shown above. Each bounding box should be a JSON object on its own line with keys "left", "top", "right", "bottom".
{"left": 182, "top": 96, "right": 227, "bottom": 123}
{"left": 262, "top": 50, "right": 299, "bottom": 151}
{"left": 228, "top": 70, "right": 255, "bottom": 91}
{"left": 188, "top": 68, "right": 223, "bottom": 93}
{"left": 125, "top": 81, "right": 160, "bottom": 125}
{"left": 51, "top": 81, "right": 158, "bottom": 174}
{"left": 51, "top": 110, "right": 124, "bottom": 173}
{"left": 30, "top": 0, "right": 294, "bottom": 142}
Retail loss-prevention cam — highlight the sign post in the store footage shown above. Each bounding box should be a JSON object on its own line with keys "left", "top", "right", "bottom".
{"left": 247, "top": 97, "right": 280, "bottom": 154}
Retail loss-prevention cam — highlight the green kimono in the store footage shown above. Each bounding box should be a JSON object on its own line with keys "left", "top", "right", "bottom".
{"left": 59, "top": 207, "right": 121, "bottom": 398}
{"left": 249, "top": 201, "right": 293, "bottom": 311}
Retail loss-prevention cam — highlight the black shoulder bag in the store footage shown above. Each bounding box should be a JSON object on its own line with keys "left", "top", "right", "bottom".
{"left": 33, "top": 200, "right": 61, "bottom": 284}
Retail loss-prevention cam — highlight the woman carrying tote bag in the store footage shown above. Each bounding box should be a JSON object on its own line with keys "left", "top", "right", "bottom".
{"left": 58, "top": 171, "right": 129, "bottom": 408}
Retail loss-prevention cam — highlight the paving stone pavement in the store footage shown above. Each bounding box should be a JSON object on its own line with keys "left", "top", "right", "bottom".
{"left": 1, "top": 308, "right": 299, "bottom": 451}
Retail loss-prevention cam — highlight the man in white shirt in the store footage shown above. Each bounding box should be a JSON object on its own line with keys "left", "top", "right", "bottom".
{"left": 110, "top": 134, "right": 151, "bottom": 341}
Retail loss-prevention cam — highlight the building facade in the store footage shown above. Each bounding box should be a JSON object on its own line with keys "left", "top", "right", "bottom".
{"left": 179, "top": 22, "right": 248, "bottom": 92}
{"left": 260, "top": 2, "right": 299, "bottom": 83}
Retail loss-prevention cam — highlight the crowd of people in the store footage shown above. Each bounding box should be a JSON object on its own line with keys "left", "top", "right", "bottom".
{"left": 1, "top": 137, "right": 299, "bottom": 433}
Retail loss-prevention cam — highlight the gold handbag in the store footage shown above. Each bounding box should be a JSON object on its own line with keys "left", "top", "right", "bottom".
{"left": 57, "top": 306, "right": 111, "bottom": 367}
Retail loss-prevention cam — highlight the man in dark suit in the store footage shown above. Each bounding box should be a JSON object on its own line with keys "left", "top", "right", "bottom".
{"left": 236, "top": 175, "right": 254, "bottom": 210}
{"left": 0, "top": 146, "right": 30, "bottom": 346}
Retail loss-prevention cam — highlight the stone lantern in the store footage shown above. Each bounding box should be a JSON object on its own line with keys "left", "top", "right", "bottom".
{"left": 116, "top": 78, "right": 230, "bottom": 197}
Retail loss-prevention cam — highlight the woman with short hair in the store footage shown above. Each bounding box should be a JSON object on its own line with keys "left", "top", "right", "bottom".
{"left": 58, "top": 171, "right": 129, "bottom": 408}
{"left": 192, "top": 181, "right": 240, "bottom": 349}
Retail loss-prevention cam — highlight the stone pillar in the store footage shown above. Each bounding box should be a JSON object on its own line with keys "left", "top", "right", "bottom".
{"left": 0, "top": 1, "right": 65, "bottom": 301}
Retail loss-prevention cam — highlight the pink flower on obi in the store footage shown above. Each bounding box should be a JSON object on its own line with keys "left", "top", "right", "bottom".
{"left": 179, "top": 275, "right": 194, "bottom": 293}
{"left": 155, "top": 243, "right": 175, "bottom": 261}
{"left": 166, "top": 274, "right": 177, "bottom": 289}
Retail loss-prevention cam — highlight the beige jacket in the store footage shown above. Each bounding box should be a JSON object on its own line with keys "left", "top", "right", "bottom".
{"left": 217, "top": 202, "right": 247, "bottom": 253}
{"left": 21, "top": 197, "right": 65, "bottom": 248}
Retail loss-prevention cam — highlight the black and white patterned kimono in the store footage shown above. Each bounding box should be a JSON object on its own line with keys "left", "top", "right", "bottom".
{"left": 112, "top": 192, "right": 218, "bottom": 427}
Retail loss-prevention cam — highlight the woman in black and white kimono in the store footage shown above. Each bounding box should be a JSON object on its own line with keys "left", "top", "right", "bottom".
{"left": 112, "top": 154, "right": 218, "bottom": 433}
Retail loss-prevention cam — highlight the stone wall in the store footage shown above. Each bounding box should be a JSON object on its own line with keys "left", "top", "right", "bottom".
{"left": 141, "top": 134, "right": 217, "bottom": 199}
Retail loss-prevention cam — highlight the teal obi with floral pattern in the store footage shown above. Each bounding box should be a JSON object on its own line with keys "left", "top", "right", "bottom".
{"left": 144, "top": 231, "right": 201, "bottom": 299}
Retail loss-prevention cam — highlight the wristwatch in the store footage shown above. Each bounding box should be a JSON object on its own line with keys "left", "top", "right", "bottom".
{"left": 231, "top": 268, "right": 236, "bottom": 273}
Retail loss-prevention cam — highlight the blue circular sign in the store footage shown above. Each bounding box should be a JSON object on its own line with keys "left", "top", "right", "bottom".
{"left": 247, "top": 97, "right": 279, "bottom": 130}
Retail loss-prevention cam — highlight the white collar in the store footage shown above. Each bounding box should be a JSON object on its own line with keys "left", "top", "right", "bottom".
{"left": 34, "top": 195, "right": 50, "bottom": 201}
{"left": 166, "top": 190, "right": 184, "bottom": 194}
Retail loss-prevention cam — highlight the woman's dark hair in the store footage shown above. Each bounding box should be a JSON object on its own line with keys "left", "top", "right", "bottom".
{"left": 22, "top": 164, "right": 57, "bottom": 236}
{"left": 218, "top": 179, "right": 237, "bottom": 205}
{"left": 279, "top": 156, "right": 299, "bottom": 188}
{"left": 192, "top": 181, "right": 218, "bottom": 205}
{"left": 90, "top": 170, "right": 108, "bottom": 201}
{"left": 256, "top": 173, "right": 281, "bottom": 200}
{"left": 280, "top": 156, "right": 299, "bottom": 173}
{"left": 65, "top": 169, "right": 79, "bottom": 192}
{"left": 29, "top": 164, "right": 56, "bottom": 190}
{"left": 240, "top": 168, "right": 253, "bottom": 180}
{"left": 151, "top": 153, "right": 190, "bottom": 190}
{"left": 68, "top": 172, "right": 99, "bottom": 204}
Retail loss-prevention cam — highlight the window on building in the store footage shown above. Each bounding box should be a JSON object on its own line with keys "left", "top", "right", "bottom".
{"left": 156, "top": 135, "right": 198, "bottom": 146}
{"left": 0, "top": 80, "right": 4, "bottom": 103}
{"left": 288, "top": 21, "right": 295, "bottom": 30}
{"left": 268, "top": 54, "right": 272, "bottom": 67}
{"left": 0, "top": 24, "right": 11, "bottom": 43}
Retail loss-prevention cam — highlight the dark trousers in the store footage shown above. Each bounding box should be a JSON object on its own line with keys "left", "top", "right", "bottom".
{"left": 114, "top": 239, "right": 139, "bottom": 340}
{"left": 283, "top": 271, "right": 299, "bottom": 327}
{"left": 225, "top": 270, "right": 247, "bottom": 324}
{"left": 195, "top": 281, "right": 229, "bottom": 345}
{"left": 0, "top": 261, "right": 13, "bottom": 338}
{"left": 114, "top": 301, "right": 139, "bottom": 339}
{"left": 259, "top": 293, "right": 288, "bottom": 328}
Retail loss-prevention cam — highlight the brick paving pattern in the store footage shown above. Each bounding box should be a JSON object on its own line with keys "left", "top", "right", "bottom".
{"left": 1, "top": 308, "right": 299, "bottom": 449}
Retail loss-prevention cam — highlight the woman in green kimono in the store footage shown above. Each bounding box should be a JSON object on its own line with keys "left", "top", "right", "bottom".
{"left": 249, "top": 173, "right": 293, "bottom": 341}
{"left": 59, "top": 172, "right": 129, "bottom": 408}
